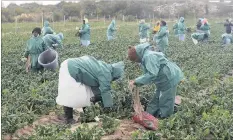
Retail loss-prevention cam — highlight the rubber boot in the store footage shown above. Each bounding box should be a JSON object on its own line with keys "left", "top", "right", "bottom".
{"left": 64, "top": 106, "right": 76, "bottom": 124}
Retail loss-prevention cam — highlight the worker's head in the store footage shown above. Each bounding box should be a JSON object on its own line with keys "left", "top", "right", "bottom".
{"left": 160, "top": 20, "right": 166, "bottom": 26}
{"left": 179, "top": 17, "right": 185, "bottom": 23}
{"left": 57, "top": 33, "right": 64, "bottom": 40}
{"left": 156, "top": 21, "right": 160, "bottom": 26}
{"left": 128, "top": 46, "right": 139, "bottom": 62}
{"left": 202, "top": 18, "right": 208, "bottom": 24}
{"left": 140, "top": 19, "right": 145, "bottom": 24}
{"left": 32, "top": 27, "right": 41, "bottom": 37}
{"left": 226, "top": 19, "right": 229, "bottom": 22}
{"left": 111, "top": 61, "right": 125, "bottom": 81}
{"left": 83, "top": 18, "right": 88, "bottom": 24}
{"left": 44, "top": 20, "right": 49, "bottom": 27}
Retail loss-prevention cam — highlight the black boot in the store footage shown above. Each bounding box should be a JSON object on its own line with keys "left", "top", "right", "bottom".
{"left": 64, "top": 106, "right": 76, "bottom": 124}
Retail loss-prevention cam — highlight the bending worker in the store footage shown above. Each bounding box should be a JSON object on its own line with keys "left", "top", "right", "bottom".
{"left": 78, "top": 18, "right": 91, "bottom": 47}
{"left": 56, "top": 56, "right": 124, "bottom": 124}
{"left": 222, "top": 28, "right": 233, "bottom": 46}
{"left": 107, "top": 17, "right": 117, "bottom": 41}
{"left": 43, "top": 33, "right": 64, "bottom": 49}
{"left": 42, "top": 20, "right": 55, "bottom": 36}
{"left": 25, "top": 27, "right": 47, "bottom": 72}
{"left": 128, "top": 43, "right": 184, "bottom": 118}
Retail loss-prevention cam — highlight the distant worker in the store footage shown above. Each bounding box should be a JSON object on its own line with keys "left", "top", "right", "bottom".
{"left": 173, "top": 20, "right": 178, "bottom": 37}
{"left": 107, "top": 17, "right": 117, "bottom": 41}
{"left": 177, "top": 17, "right": 186, "bottom": 41}
{"left": 200, "top": 18, "right": 210, "bottom": 41}
{"left": 139, "top": 20, "right": 150, "bottom": 44}
{"left": 43, "top": 33, "right": 64, "bottom": 49}
{"left": 153, "top": 20, "right": 169, "bottom": 54}
{"left": 191, "top": 32, "right": 208, "bottom": 45}
{"left": 25, "top": 27, "right": 47, "bottom": 72}
{"left": 196, "top": 18, "right": 203, "bottom": 32}
{"left": 42, "top": 20, "right": 55, "bottom": 36}
{"left": 224, "top": 19, "right": 232, "bottom": 34}
{"left": 56, "top": 56, "right": 124, "bottom": 124}
{"left": 78, "top": 18, "right": 91, "bottom": 47}
{"left": 222, "top": 27, "right": 233, "bottom": 46}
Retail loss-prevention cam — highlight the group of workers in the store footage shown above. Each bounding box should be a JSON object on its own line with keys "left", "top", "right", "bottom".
{"left": 24, "top": 17, "right": 232, "bottom": 125}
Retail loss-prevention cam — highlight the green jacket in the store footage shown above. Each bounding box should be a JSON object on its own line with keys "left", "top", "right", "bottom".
{"left": 67, "top": 56, "right": 124, "bottom": 107}
{"left": 154, "top": 26, "right": 169, "bottom": 53}
{"left": 107, "top": 20, "right": 116, "bottom": 37}
{"left": 173, "top": 22, "right": 178, "bottom": 35}
{"left": 42, "top": 21, "right": 54, "bottom": 36}
{"left": 222, "top": 33, "right": 233, "bottom": 44}
{"left": 134, "top": 43, "right": 183, "bottom": 91}
{"left": 80, "top": 24, "right": 90, "bottom": 40}
{"left": 200, "top": 24, "right": 210, "bottom": 36}
{"left": 42, "top": 33, "right": 64, "bottom": 49}
{"left": 191, "top": 33, "right": 206, "bottom": 41}
{"left": 24, "top": 36, "right": 47, "bottom": 71}
{"left": 178, "top": 17, "right": 186, "bottom": 34}
{"left": 139, "top": 23, "right": 150, "bottom": 39}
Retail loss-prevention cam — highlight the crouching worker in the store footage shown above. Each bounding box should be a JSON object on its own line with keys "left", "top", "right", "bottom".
{"left": 128, "top": 43, "right": 184, "bottom": 119}
{"left": 25, "top": 27, "right": 47, "bottom": 72}
{"left": 222, "top": 28, "right": 233, "bottom": 46}
{"left": 43, "top": 33, "right": 64, "bottom": 49}
{"left": 56, "top": 56, "right": 125, "bottom": 124}
{"left": 191, "top": 32, "right": 208, "bottom": 45}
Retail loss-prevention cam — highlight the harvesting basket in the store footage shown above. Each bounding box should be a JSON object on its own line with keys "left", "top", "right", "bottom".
{"left": 38, "top": 49, "right": 59, "bottom": 71}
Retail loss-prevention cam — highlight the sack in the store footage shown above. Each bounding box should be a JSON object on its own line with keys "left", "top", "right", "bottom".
{"left": 132, "top": 111, "right": 159, "bottom": 131}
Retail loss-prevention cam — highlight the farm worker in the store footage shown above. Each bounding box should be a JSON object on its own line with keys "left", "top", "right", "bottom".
{"left": 128, "top": 43, "right": 184, "bottom": 118}
{"left": 200, "top": 18, "right": 210, "bottom": 40}
{"left": 224, "top": 19, "right": 232, "bottom": 33}
{"left": 79, "top": 18, "right": 91, "bottom": 47}
{"left": 177, "top": 17, "right": 186, "bottom": 41}
{"left": 56, "top": 56, "right": 124, "bottom": 124}
{"left": 153, "top": 20, "right": 169, "bottom": 54}
{"left": 172, "top": 20, "right": 178, "bottom": 37}
{"left": 222, "top": 28, "right": 233, "bottom": 46}
{"left": 196, "top": 18, "right": 203, "bottom": 32}
{"left": 139, "top": 19, "right": 150, "bottom": 44}
{"left": 107, "top": 17, "right": 117, "bottom": 41}
{"left": 191, "top": 32, "right": 208, "bottom": 45}
{"left": 24, "top": 27, "right": 47, "bottom": 72}
{"left": 42, "top": 33, "right": 64, "bottom": 49}
{"left": 153, "top": 21, "right": 160, "bottom": 34}
{"left": 42, "top": 20, "right": 55, "bottom": 36}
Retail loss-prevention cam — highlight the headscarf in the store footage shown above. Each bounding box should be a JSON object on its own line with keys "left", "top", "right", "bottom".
{"left": 84, "top": 18, "right": 89, "bottom": 24}
{"left": 32, "top": 27, "right": 41, "bottom": 35}
{"left": 111, "top": 61, "right": 125, "bottom": 80}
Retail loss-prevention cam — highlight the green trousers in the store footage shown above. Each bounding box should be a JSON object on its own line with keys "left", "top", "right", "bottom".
{"left": 146, "top": 85, "right": 177, "bottom": 118}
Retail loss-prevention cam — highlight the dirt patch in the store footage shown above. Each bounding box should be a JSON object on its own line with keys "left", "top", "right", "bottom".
{"left": 101, "top": 119, "right": 146, "bottom": 140}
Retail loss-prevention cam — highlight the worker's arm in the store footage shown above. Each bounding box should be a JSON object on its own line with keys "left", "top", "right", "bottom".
{"left": 134, "top": 55, "right": 159, "bottom": 86}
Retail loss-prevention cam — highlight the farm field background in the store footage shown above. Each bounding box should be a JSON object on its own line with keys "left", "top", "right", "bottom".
{"left": 1, "top": 19, "right": 233, "bottom": 139}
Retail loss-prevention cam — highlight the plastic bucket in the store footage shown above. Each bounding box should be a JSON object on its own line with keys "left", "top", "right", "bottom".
{"left": 38, "top": 49, "right": 59, "bottom": 70}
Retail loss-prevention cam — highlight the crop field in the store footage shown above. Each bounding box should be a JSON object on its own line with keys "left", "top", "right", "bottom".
{"left": 1, "top": 19, "right": 233, "bottom": 139}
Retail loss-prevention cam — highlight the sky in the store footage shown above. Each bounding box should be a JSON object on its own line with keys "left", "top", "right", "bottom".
{"left": 1, "top": 0, "right": 232, "bottom": 7}
{"left": 1, "top": 1, "right": 80, "bottom": 8}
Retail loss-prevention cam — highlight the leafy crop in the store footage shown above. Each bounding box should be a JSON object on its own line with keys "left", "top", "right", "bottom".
{"left": 2, "top": 19, "right": 233, "bottom": 139}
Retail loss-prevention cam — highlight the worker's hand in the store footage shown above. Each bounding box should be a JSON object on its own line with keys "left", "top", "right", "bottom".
{"left": 129, "top": 80, "right": 136, "bottom": 91}
{"left": 180, "top": 79, "right": 185, "bottom": 84}
{"left": 26, "top": 64, "right": 30, "bottom": 73}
